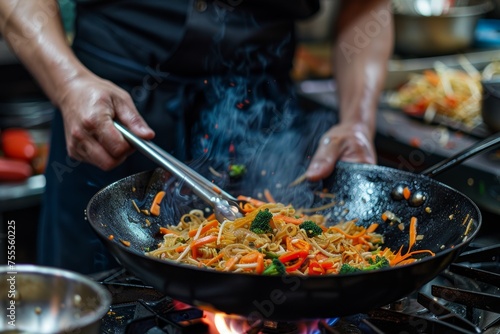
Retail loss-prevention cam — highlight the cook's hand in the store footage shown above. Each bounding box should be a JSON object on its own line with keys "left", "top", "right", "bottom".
{"left": 57, "top": 72, "right": 155, "bottom": 170}
{"left": 305, "top": 123, "right": 376, "bottom": 181}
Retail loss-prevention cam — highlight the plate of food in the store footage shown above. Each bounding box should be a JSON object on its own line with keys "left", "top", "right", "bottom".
{"left": 386, "top": 59, "right": 500, "bottom": 138}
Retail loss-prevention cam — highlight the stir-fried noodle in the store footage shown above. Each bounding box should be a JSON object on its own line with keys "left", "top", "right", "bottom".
{"left": 146, "top": 198, "right": 435, "bottom": 275}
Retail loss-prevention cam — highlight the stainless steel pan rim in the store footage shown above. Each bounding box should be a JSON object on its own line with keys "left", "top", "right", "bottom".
{"left": 0, "top": 264, "right": 112, "bottom": 333}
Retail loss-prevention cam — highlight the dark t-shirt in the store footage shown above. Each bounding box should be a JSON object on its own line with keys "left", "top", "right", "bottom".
{"left": 73, "top": 0, "right": 320, "bottom": 76}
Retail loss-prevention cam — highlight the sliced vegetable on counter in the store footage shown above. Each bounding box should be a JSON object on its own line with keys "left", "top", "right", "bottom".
{"left": 1, "top": 128, "right": 38, "bottom": 162}
{"left": 0, "top": 157, "right": 33, "bottom": 182}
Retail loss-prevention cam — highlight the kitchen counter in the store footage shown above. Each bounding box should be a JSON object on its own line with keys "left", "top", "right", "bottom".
{"left": 297, "top": 79, "right": 500, "bottom": 216}
{"left": 0, "top": 174, "right": 45, "bottom": 212}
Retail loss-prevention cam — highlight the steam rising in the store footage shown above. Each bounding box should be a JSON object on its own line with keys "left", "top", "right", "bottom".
{"left": 170, "top": 5, "right": 338, "bottom": 209}
{"left": 186, "top": 74, "right": 338, "bottom": 208}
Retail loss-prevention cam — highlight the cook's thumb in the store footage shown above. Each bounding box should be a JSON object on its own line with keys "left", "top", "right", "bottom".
{"left": 115, "top": 99, "right": 155, "bottom": 140}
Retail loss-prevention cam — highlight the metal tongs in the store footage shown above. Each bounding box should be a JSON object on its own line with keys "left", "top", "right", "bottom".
{"left": 114, "top": 122, "right": 245, "bottom": 223}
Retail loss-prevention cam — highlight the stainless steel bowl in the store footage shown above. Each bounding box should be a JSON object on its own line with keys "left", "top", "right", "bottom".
{"left": 392, "top": 0, "right": 493, "bottom": 56}
{"left": 0, "top": 265, "right": 111, "bottom": 334}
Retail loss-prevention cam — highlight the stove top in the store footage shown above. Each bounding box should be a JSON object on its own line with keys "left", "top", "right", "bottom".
{"left": 92, "top": 242, "right": 500, "bottom": 334}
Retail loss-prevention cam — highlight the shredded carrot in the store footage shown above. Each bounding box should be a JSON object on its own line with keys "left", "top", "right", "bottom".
{"left": 353, "top": 235, "right": 370, "bottom": 247}
{"left": 403, "top": 187, "right": 411, "bottom": 200}
{"left": 159, "top": 227, "right": 179, "bottom": 235}
{"left": 150, "top": 191, "right": 166, "bottom": 216}
{"left": 240, "top": 252, "right": 259, "bottom": 264}
{"left": 188, "top": 220, "right": 219, "bottom": 238}
{"left": 391, "top": 248, "right": 435, "bottom": 266}
{"left": 409, "top": 216, "right": 417, "bottom": 249}
{"left": 263, "top": 189, "right": 276, "bottom": 203}
{"left": 238, "top": 251, "right": 265, "bottom": 273}
{"left": 255, "top": 253, "right": 265, "bottom": 274}
{"left": 108, "top": 234, "right": 114, "bottom": 240}
{"left": 175, "top": 245, "right": 186, "bottom": 253}
{"left": 203, "top": 252, "right": 224, "bottom": 266}
{"left": 286, "top": 237, "right": 311, "bottom": 252}
{"left": 191, "top": 235, "right": 218, "bottom": 258}
{"left": 273, "top": 214, "right": 305, "bottom": 225}
{"left": 237, "top": 195, "right": 267, "bottom": 207}
{"left": 212, "top": 186, "right": 221, "bottom": 194}
{"left": 381, "top": 212, "right": 388, "bottom": 221}
{"left": 224, "top": 256, "right": 239, "bottom": 271}
{"left": 239, "top": 202, "right": 256, "bottom": 213}
{"left": 366, "top": 223, "right": 379, "bottom": 233}
{"left": 390, "top": 216, "right": 434, "bottom": 266}
{"left": 119, "top": 239, "right": 131, "bottom": 247}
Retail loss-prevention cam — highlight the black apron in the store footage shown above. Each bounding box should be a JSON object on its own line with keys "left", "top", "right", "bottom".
{"left": 37, "top": 0, "right": 330, "bottom": 274}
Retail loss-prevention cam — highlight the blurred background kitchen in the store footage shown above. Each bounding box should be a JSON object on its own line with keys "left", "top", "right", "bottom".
{"left": 1, "top": 0, "right": 500, "bottom": 264}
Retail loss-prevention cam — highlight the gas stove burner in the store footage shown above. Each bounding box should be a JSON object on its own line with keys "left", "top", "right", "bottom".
{"left": 208, "top": 314, "right": 339, "bottom": 334}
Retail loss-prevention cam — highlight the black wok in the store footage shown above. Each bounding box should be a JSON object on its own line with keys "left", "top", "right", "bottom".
{"left": 86, "top": 134, "right": 499, "bottom": 321}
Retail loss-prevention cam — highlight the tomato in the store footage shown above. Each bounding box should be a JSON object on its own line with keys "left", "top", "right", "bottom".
{"left": 1, "top": 128, "right": 38, "bottom": 162}
{"left": 0, "top": 157, "right": 32, "bottom": 182}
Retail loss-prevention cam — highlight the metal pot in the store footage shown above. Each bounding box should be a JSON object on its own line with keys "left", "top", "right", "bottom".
{"left": 482, "top": 79, "right": 500, "bottom": 132}
{"left": 392, "top": 0, "right": 493, "bottom": 56}
{"left": 0, "top": 265, "right": 111, "bottom": 334}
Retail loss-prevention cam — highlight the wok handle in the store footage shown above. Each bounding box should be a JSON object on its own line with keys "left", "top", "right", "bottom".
{"left": 421, "top": 132, "right": 500, "bottom": 178}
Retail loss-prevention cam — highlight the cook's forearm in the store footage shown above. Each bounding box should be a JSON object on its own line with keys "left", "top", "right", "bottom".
{"left": 0, "top": 0, "right": 87, "bottom": 107}
{"left": 333, "top": 0, "right": 393, "bottom": 137}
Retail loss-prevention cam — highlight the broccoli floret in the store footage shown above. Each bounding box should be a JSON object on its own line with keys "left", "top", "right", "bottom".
{"left": 229, "top": 164, "right": 246, "bottom": 178}
{"left": 249, "top": 209, "right": 273, "bottom": 234}
{"left": 258, "top": 248, "right": 279, "bottom": 259}
{"left": 299, "top": 220, "right": 323, "bottom": 238}
{"left": 365, "top": 255, "right": 390, "bottom": 270}
{"left": 262, "top": 258, "right": 286, "bottom": 276}
{"left": 339, "top": 256, "right": 390, "bottom": 274}
{"left": 339, "top": 263, "right": 362, "bottom": 274}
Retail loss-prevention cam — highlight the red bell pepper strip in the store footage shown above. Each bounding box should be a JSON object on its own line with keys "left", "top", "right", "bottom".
{"left": 308, "top": 260, "right": 325, "bottom": 275}
{"left": 278, "top": 250, "right": 309, "bottom": 273}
